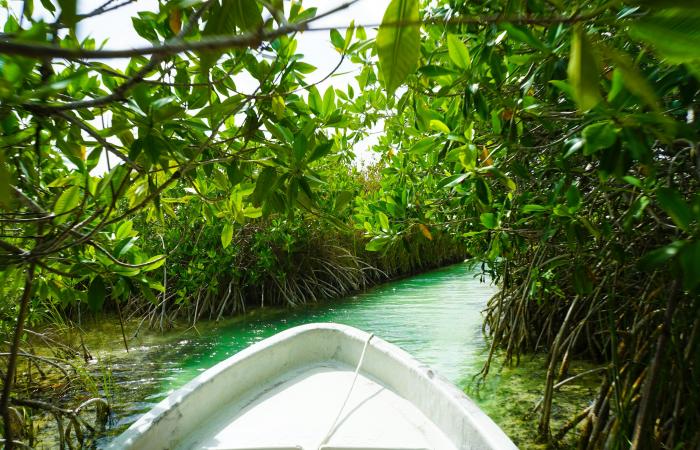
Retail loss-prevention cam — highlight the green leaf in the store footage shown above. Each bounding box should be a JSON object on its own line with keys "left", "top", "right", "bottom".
{"left": 322, "top": 87, "right": 336, "bottom": 117}
{"left": 549, "top": 80, "right": 574, "bottom": 98}
{"left": 140, "top": 255, "right": 166, "bottom": 272}
{"left": 418, "top": 65, "right": 456, "bottom": 78}
{"left": 573, "top": 265, "right": 593, "bottom": 294}
{"left": 376, "top": 0, "right": 421, "bottom": 96}
{"left": 638, "top": 241, "right": 684, "bottom": 270}
{"left": 40, "top": 0, "right": 56, "bottom": 13}
{"left": 87, "top": 276, "right": 106, "bottom": 313}
{"left": 221, "top": 223, "right": 233, "bottom": 248}
{"left": 308, "top": 86, "right": 323, "bottom": 115}
{"left": 231, "top": 0, "right": 262, "bottom": 31}
{"left": 114, "top": 237, "right": 137, "bottom": 258}
{"left": 115, "top": 221, "right": 133, "bottom": 240}
{"left": 475, "top": 177, "right": 492, "bottom": 206}
{"left": 429, "top": 119, "right": 451, "bottom": 134}
{"left": 308, "top": 141, "right": 334, "bottom": 163}
{"left": 243, "top": 206, "right": 262, "bottom": 218}
{"left": 366, "top": 236, "right": 390, "bottom": 252}
{"left": 200, "top": 0, "right": 241, "bottom": 71}
{"left": 0, "top": 151, "right": 10, "bottom": 208}
{"left": 565, "top": 188, "right": 581, "bottom": 213}
{"left": 657, "top": 187, "right": 692, "bottom": 231}
{"left": 679, "top": 240, "right": 700, "bottom": 290}
{"left": 271, "top": 95, "right": 285, "bottom": 119}
{"left": 195, "top": 95, "right": 244, "bottom": 118}
{"left": 334, "top": 190, "right": 354, "bottom": 213}
{"left": 623, "top": 175, "right": 643, "bottom": 188}
{"left": 408, "top": 138, "right": 436, "bottom": 155}
{"left": 522, "top": 204, "right": 550, "bottom": 213}
{"left": 480, "top": 212, "right": 498, "bottom": 229}
{"left": 582, "top": 121, "right": 618, "bottom": 155}
{"left": 438, "top": 173, "right": 468, "bottom": 189}
{"left": 330, "top": 29, "right": 345, "bottom": 51}
{"left": 251, "top": 167, "right": 277, "bottom": 205}
{"left": 567, "top": 25, "right": 602, "bottom": 111}
{"left": 378, "top": 212, "right": 390, "bottom": 231}
{"left": 58, "top": 0, "right": 77, "bottom": 27}
{"left": 603, "top": 45, "right": 660, "bottom": 110}
{"left": 447, "top": 34, "right": 470, "bottom": 69}
{"left": 501, "top": 23, "right": 549, "bottom": 53}
{"left": 204, "top": 0, "right": 238, "bottom": 35}
{"left": 137, "top": 279, "right": 159, "bottom": 304}
{"left": 54, "top": 185, "right": 81, "bottom": 222}
{"left": 629, "top": 9, "right": 700, "bottom": 63}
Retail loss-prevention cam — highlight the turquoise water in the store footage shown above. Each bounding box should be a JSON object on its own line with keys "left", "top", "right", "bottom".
{"left": 98, "top": 262, "right": 498, "bottom": 445}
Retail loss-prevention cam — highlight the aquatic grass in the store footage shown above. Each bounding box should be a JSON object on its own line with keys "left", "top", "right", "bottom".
{"left": 466, "top": 353, "right": 602, "bottom": 449}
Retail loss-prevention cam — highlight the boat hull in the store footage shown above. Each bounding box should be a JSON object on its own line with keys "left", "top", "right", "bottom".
{"left": 107, "top": 323, "right": 516, "bottom": 450}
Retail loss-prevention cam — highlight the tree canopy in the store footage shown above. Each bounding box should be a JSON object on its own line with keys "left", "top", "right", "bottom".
{"left": 1, "top": 0, "right": 699, "bottom": 447}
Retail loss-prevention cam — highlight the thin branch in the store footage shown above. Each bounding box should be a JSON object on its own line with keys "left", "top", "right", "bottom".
{"left": 80, "top": 0, "right": 138, "bottom": 20}
{"left": 0, "top": 8, "right": 610, "bottom": 61}
{"left": 1, "top": 1, "right": 354, "bottom": 57}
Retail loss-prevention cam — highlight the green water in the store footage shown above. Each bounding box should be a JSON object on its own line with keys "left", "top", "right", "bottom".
{"left": 90, "top": 262, "right": 598, "bottom": 448}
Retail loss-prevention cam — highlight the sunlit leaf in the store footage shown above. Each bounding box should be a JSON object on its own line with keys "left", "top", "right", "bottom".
{"left": 272, "top": 95, "right": 286, "bottom": 119}
{"left": 376, "top": 0, "right": 420, "bottom": 96}
{"left": 54, "top": 185, "right": 81, "bottom": 222}
{"left": 365, "top": 236, "right": 391, "bottom": 251}
{"left": 438, "top": 173, "right": 468, "bottom": 189}
{"left": 330, "top": 29, "right": 345, "bottom": 51}
{"left": 221, "top": 223, "right": 233, "bottom": 249}
{"left": 447, "top": 34, "right": 470, "bottom": 69}
{"left": 378, "top": 212, "right": 390, "bottom": 231}
{"left": 522, "top": 204, "right": 549, "bottom": 213}
{"left": 429, "top": 119, "right": 450, "bottom": 134}
{"left": 480, "top": 212, "right": 498, "bottom": 229}
{"left": 567, "top": 25, "right": 602, "bottom": 111}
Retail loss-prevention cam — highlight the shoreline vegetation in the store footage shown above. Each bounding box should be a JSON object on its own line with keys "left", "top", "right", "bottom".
{"left": 2, "top": 0, "right": 699, "bottom": 448}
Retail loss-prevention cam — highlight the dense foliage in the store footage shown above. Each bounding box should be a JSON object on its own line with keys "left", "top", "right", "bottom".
{"left": 358, "top": 1, "right": 700, "bottom": 447}
{"left": 1, "top": 0, "right": 699, "bottom": 448}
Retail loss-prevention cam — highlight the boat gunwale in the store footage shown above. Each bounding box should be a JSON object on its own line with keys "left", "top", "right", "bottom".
{"left": 106, "top": 323, "right": 517, "bottom": 450}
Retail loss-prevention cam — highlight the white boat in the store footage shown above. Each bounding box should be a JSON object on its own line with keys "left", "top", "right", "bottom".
{"left": 107, "top": 323, "right": 517, "bottom": 450}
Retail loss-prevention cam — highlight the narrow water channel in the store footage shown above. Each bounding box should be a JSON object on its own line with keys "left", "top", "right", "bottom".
{"left": 95, "top": 262, "right": 497, "bottom": 447}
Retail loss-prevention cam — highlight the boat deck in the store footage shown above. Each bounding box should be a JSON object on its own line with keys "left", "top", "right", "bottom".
{"left": 176, "top": 363, "right": 456, "bottom": 450}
